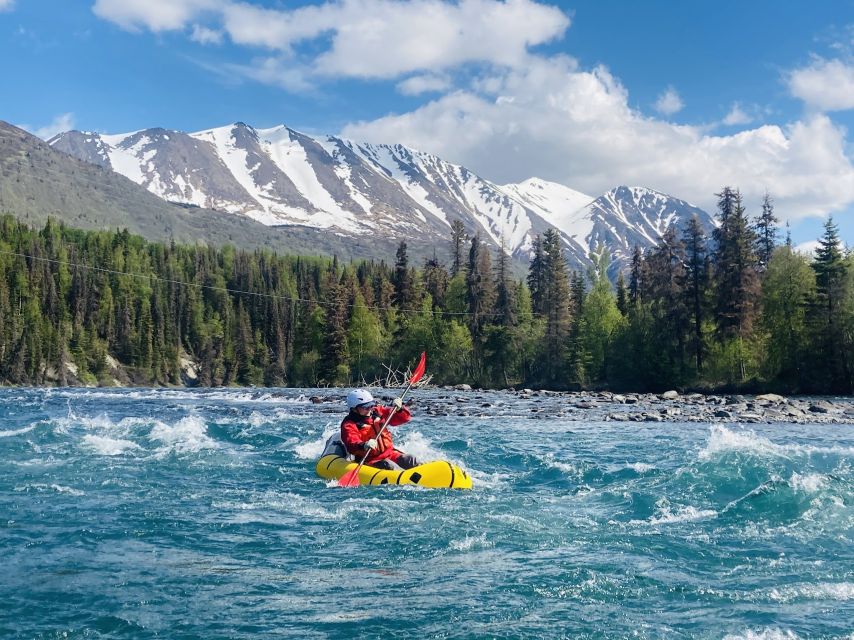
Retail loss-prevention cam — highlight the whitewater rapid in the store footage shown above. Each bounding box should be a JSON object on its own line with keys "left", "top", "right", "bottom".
{"left": 1, "top": 387, "right": 852, "bottom": 639}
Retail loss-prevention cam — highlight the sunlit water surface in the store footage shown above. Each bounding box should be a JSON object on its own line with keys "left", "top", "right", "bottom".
{"left": 1, "top": 387, "right": 852, "bottom": 639}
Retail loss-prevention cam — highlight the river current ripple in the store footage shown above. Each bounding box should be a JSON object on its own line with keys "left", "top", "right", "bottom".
{"left": 1, "top": 387, "right": 852, "bottom": 639}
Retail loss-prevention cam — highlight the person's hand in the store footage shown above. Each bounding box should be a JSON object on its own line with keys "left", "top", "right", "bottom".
{"left": 392, "top": 397, "right": 404, "bottom": 410}
{"left": 364, "top": 438, "right": 378, "bottom": 450}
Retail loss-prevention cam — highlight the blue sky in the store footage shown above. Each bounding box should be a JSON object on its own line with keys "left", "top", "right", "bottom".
{"left": 2, "top": 0, "right": 854, "bottom": 246}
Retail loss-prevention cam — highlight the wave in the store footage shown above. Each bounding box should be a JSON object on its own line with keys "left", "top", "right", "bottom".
{"left": 45, "top": 388, "right": 316, "bottom": 405}
{"left": 625, "top": 462, "right": 656, "bottom": 474}
{"left": 787, "top": 472, "right": 827, "bottom": 493}
{"left": 0, "top": 425, "right": 37, "bottom": 438}
{"left": 293, "top": 423, "right": 339, "bottom": 460}
{"left": 723, "top": 630, "right": 800, "bottom": 640}
{"left": 537, "top": 453, "right": 583, "bottom": 477}
{"left": 766, "top": 582, "right": 854, "bottom": 603}
{"left": 14, "top": 483, "right": 85, "bottom": 496}
{"left": 82, "top": 434, "right": 142, "bottom": 456}
{"left": 398, "top": 430, "right": 460, "bottom": 466}
{"left": 214, "top": 491, "right": 338, "bottom": 522}
{"left": 53, "top": 412, "right": 154, "bottom": 435}
{"left": 213, "top": 489, "right": 403, "bottom": 522}
{"left": 630, "top": 499, "right": 718, "bottom": 526}
{"left": 149, "top": 415, "right": 218, "bottom": 456}
{"left": 700, "top": 425, "right": 854, "bottom": 461}
{"left": 448, "top": 533, "right": 493, "bottom": 551}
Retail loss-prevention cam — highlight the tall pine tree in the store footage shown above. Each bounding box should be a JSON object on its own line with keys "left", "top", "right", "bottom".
{"left": 810, "top": 217, "right": 851, "bottom": 391}
{"left": 754, "top": 191, "right": 779, "bottom": 271}
{"left": 450, "top": 220, "right": 467, "bottom": 278}
{"left": 541, "top": 229, "right": 571, "bottom": 385}
{"left": 712, "top": 187, "right": 761, "bottom": 380}
{"left": 682, "top": 215, "right": 708, "bottom": 373}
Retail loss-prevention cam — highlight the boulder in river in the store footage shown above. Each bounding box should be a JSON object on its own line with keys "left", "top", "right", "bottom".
{"left": 756, "top": 393, "right": 787, "bottom": 404}
{"left": 809, "top": 401, "right": 836, "bottom": 414}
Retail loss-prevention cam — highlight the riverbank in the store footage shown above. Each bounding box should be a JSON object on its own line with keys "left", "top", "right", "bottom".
{"left": 4, "top": 377, "right": 853, "bottom": 425}
{"left": 302, "top": 386, "right": 854, "bottom": 425}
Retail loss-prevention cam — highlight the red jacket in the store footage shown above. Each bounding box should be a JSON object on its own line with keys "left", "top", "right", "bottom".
{"left": 340, "top": 404, "right": 411, "bottom": 464}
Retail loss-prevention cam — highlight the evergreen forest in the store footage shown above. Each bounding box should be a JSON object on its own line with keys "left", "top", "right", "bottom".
{"left": 0, "top": 187, "right": 852, "bottom": 393}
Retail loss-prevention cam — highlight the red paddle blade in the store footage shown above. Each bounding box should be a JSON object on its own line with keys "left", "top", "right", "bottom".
{"left": 410, "top": 352, "right": 426, "bottom": 384}
{"left": 338, "top": 468, "right": 361, "bottom": 487}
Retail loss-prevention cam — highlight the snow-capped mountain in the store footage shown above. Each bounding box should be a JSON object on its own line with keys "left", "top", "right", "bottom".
{"left": 575, "top": 185, "right": 717, "bottom": 276}
{"left": 49, "top": 122, "right": 716, "bottom": 274}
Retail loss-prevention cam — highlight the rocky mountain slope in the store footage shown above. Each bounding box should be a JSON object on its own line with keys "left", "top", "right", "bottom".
{"left": 50, "top": 122, "right": 718, "bottom": 274}
{"left": 0, "top": 121, "right": 428, "bottom": 262}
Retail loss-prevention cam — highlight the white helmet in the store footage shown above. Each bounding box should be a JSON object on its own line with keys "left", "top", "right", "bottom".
{"left": 346, "top": 389, "right": 375, "bottom": 409}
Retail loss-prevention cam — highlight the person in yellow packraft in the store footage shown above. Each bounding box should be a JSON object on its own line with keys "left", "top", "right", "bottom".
{"left": 340, "top": 389, "right": 419, "bottom": 470}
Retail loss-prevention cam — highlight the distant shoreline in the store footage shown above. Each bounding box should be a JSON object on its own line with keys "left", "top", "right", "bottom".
{"left": 3, "top": 385, "right": 851, "bottom": 426}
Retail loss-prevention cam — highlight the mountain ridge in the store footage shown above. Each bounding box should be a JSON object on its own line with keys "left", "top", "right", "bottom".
{"left": 48, "top": 121, "right": 718, "bottom": 274}
{"left": 0, "top": 121, "right": 417, "bottom": 262}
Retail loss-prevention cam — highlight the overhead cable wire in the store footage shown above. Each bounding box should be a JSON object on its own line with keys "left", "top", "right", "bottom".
{"left": 0, "top": 248, "right": 520, "bottom": 319}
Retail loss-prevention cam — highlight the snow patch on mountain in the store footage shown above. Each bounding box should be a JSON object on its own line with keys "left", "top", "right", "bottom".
{"left": 191, "top": 124, "right": 270, "bottom": 218}
{"left": 257, "top": 129, "right": 362, "bottom": 231}
{"left": 100, "top": 131, "right": 147, "bottom": 185}
{"left": 350, "top": 142, "right": 442, "bottom": 225}
{"left": 49, "top": 122, "right": 717, "bottom": 277}
{"left": 500, "top": 177, "right": 594, "bottom": 255}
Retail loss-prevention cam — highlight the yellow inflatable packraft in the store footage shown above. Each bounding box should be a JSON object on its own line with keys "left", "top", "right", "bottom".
{"left": 315, "top": 437, "right": 472, "bottom": 489}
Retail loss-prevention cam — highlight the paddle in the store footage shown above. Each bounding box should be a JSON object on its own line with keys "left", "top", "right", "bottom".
{"left": 338, "top": 352, "right": 427, "bottom": 488}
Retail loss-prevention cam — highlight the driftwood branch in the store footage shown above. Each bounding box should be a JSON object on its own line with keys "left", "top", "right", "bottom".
{"left": 363, "top": 362, "right": 431, "bottom": 388}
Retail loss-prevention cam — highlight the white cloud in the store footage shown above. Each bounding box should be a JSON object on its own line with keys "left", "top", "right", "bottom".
{"left": 222, "top": 57, "right": 314, "bottom": 93}
{"left": 397, "top": 74, "right": 452, "bottom": 96}
{"left": 310, "top": 0, "right": 569, "bottom": 78}
{"left": 190, "top": 24, "right": 223, "bottom": 44}
{"left": 342, "top": 57, "right": 854, "bottom": 224}
{"left": 795, "top": 239, "right": 820, "bottom": 256}
{"left": 93, "top": 0, "right": 223, "bottom": 32}
{"left": 654, "top": 86, "right": 683, "bottom": 116}
{"left": 87, "top": 0, "right": 854, "bottom": 225}
{"left": 20, "top": 113, "right": 76, "bottom": 141}
{"left": 722, "top": 102, "right": 752, "bottom": 126}
{"left": 788, "top": 57, "right": 854, "bottom": 111}
{"left": 94, "top": 0, "right": 569, "bottom": 81}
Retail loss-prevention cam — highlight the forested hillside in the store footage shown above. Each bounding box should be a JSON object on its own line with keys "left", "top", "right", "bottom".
{"left": 0, "top": 186, "right": 851, "bottom": 392}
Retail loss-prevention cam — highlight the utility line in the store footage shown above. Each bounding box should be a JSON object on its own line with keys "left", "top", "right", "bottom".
{"left": 0, "top": 248, "right": 517, "bottom": 319}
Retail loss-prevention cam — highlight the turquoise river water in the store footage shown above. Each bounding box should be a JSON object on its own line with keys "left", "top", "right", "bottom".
{"left": 1, "top": 387, "right": 852, "bottom": 639}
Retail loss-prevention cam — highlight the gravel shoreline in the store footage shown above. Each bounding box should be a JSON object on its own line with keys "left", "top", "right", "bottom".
{"left": 310, "top": 387, "right": 854, "bottom": 424}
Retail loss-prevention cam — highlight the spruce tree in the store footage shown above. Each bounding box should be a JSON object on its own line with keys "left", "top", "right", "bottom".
{"left": 527, "top": 235, "right": 546, "bottom": 315}
{"left": 466, "top": 234, "right": 496, "bottom": 341}
{"left": 754, "top": 191, "right": 779, "bottom": 271}
{"left": 567, "top": 270, "right": 587, "bottom": 384}
{"left": 713, "top": 188, "right": 760, "bottom": 339}
{"left": 541, "top": 229, "right": 571, "bottom": 384}
{"left": 645, "top": 227, "right": 689, "bottom": 382}
{"left": 423, "top": 255, "right": 449, "bottom": 310}
{"left": 494, "top": 240, "right": 517, "bottom": 327}
{"left": 682, "top": 215, "right": 708, "bottom": 373}
{"left": 450, "top": 219, "right": 467, "bottom": 278}
{"left": 321, "top": 279, "right": 351, "bottom": 384}
{"left": 392, "top": 240, "right": 413, "bottom": 310}
{"left": 615, "top": 272, "right": 628, "bottom": 316}
{"left": 712, "top": 187, "right": 761, "bottom": 381}
{"left": 486, "top": 241, "right": 519, "bottom": 386}
{"left": 628, "top": 245, "right": 643, "bottom": 307}
{"left": 810, "top": 216, "right": 851, "bottom": 391}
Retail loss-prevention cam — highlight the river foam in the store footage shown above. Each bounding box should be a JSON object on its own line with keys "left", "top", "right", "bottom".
{"left": 2, "top": 387, "right": 852, "bottom": 638}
